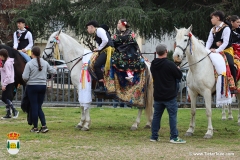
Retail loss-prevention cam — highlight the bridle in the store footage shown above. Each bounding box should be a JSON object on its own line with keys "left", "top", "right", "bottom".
{"left": 43, "top": 41, "right": 55, "bottom": 59}
{"left": 175, "top": 33, "right": 211, "bottom": 69}
{"left": 175, "top": 34, "right": 191, "bottom": 60}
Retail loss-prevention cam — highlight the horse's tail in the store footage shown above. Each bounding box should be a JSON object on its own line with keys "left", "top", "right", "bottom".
{"left": 144, "top": 62, "right": 153, "bottom": 124}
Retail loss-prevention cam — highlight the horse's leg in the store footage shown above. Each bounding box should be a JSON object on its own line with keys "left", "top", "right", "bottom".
{"left": 131, "top": 108, "right": 142, "bottom": 130}
{"left": 228, "top": 104, "right": 233, "bottom": 120}
{"left": 144, "top": 111, "right": 153, "bottom": 129}
{"left": 222, "top": 105, "right": 226, "bottom": 120}
{"left": 203, "top": 89, "right": 213, "bottom": 139}
{"left": 76, "top": 106, "right": 85, "bottom": 129}
{"left": 144, "top": 73, "right": 154, "bottom": 129}
{"left": 185, "top": 89, "right": 197, "bottom": 136}
{"left": 81, "top": 108, "right": 91, "bottom": 131}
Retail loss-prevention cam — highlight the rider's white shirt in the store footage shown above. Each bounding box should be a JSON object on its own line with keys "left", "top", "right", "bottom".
{"left": 13, "top": 29, "right": 33, "bottom": 51}
{"left": 206, "top": 22, "right": 231, "bottom": 53}
{"left": 96, "top": 28, "right": 109, "bottom": 51}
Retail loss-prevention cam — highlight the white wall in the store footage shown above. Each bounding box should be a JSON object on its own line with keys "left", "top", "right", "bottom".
{"left": 141, "top": 34, "right": 175, "bottom": 61}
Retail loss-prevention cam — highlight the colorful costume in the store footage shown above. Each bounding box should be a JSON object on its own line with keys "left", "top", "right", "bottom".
{"left": 112, "top": 29, "right": 145, "bottom": 73}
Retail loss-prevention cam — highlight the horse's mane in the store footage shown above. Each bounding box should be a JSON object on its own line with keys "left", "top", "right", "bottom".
{"left": 50, "top": 31, "right": 85, "bottom": 49}
{"left": 0, "top": 44, "right": 19, "bottom": 58}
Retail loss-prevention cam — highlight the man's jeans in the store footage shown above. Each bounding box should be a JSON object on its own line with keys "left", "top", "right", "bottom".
{"left": 151, "top": 97, "right": 179, "bottom": 140}
{"left": 19, "top": 51, "right": 31, "bottom": 62}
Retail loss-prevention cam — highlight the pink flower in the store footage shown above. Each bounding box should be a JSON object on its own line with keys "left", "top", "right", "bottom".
{"left": 113, "top": 34, "right": 116, "bottom": 39}
{"left": 131, "top": 32, "right": 135, "bottom": 38}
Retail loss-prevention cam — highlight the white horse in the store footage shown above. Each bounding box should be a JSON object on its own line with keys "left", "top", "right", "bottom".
{"left": 42, "top": 30, "right": 153, "bottom": 131}
{"left": 173, "top": 25, "right": 240, "bottom": 138}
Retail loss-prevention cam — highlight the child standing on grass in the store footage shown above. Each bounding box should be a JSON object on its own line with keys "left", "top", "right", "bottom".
{"left": 0, "top": 49, "right": 19, "bottom": 119}
{"left": 22, "top": 46, "right": 56, "bottom": 133}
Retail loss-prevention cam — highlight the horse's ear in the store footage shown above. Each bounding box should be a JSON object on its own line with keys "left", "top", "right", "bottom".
{"left": 174, "top": 26, "right": 179, "bottom": 32}
{"left": 57, "top": 29, "right": 62, "bottom": 36}
{"left": 187, "top": 25, "right": 192, "bottom": 33}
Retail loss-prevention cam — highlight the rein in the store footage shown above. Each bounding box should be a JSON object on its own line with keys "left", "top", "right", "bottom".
{"left": 68, "top": 51, "right": 93, "bottom": 71}
{"left": 180, "top": 52, "right": 212, "bottom": 70}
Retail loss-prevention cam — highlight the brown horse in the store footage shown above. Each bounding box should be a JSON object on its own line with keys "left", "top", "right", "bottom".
{"left": 0, "top": 44, "right": 26, "bottom": 94}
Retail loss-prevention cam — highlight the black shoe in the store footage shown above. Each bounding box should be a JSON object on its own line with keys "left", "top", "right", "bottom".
{"left": 30, "top": 127, "right": 39, "bottom": 133}
{"left": 12, "top": 109, "right": 19, "bottom": 118}
{"left": 39, "top": 126, "right": 49, "bottom": 133}
{"left": 1, "top": 114, "right": 11, "bottom": 119}
{"left": 94, "top": 86, "right": 106, "bottom": 93}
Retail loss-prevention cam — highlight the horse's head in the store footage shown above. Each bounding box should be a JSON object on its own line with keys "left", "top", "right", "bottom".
{"left": 42, "top": 29, "right": 62, "bottom": 60}
{"left": 173, "top": 25, "right": 192, "bottom": 63}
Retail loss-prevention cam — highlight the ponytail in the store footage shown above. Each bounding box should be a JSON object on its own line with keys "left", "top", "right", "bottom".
{"left": 37, "top": 56, "right": 42, "bottom": 71}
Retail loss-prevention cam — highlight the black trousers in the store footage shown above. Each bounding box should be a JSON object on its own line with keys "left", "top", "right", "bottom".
{"left": 225, "top": 52, "right": 236, "bottom": 83}
{"left": 94, "top": 52, "right": 107, "bottom": 84}
{"left": 1, "top": 83, "right": 14, "bottom": 105}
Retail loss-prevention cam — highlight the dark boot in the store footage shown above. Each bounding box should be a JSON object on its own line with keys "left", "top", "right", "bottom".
{"left": 94, "top": 82, "right": 106, "bottom": 94}
{"left": 1, "top": 105, "right": 11, "bottom": 119}
{"left": 94, "top": 86, "right": 106, "bottom": 94}
{"left": 8, "top": 103, "right": 19, "bottom": 118}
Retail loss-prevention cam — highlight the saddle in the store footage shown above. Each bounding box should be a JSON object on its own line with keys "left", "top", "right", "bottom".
{"left": 232, "top": 44, "right": 240, "bottom": 92}
{"left": 214, "top": 52, "right": 236, "bottom": 90}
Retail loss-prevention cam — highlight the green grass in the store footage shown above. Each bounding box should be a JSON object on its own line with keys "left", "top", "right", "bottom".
{"left": 0, "top": 107, "right": 239, "bottom": 160}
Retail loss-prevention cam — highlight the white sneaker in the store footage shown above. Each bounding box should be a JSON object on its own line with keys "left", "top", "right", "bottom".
{"left": 150, "top": 139, "right": 160, "bottom": 142}
{"left": 170, "top": 137, "right": 186, "bottom": 144}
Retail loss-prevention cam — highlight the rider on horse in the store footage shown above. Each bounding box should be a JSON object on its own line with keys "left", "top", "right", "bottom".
{"left": 13, "top": 18, "right": 33, "bottom": 62}
{"left": 206, "top": 11, "right": 236, "bottom": 87}
{"left": 226, "top": 15, "right": 240, "bottom": 57}
{"left": 86, "top": 20, "right": 115, "bottom": 93}
{"left": 112, "top": 19, "right": 145, "bottom": 82}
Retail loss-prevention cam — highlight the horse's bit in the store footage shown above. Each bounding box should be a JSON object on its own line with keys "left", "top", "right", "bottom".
{"left": 43, "top": 42, "right": 55, "bottom": 59}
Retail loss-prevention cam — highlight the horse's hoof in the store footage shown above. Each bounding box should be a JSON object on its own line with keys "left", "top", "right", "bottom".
{"left": 185, "top": 132, "right": 193, "bottom": 137}
{"left": 144, "top": 125, "right": 151, "bottom": 129}
{"left": 222, "top": 117, "right": 226, "bottom": 120}
{"left": 81, "top": 127, "right": 89, "bottom": 131}
{"left": 131, "top": 126, "right": 137, "bottom": 131}
{"left": 203, "top": 134, "right": 212, "bottom": 139}
{"left": 75, "top": 125, "right": 82, "bottom": 129}
{"left": 238, "top": 122, "right": 240, "bottom": 126}
{"left": 228, "top": 117, "right": 233, "bottom": 120}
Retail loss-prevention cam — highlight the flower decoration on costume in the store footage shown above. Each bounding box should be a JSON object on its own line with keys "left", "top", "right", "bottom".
{"left": 122, "top": 21, "right": 127, "bottom": 26}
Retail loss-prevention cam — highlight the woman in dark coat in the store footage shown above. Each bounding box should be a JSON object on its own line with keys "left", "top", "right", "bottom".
{"left": 112, "top": 19, "right": 145, "bottom": 82}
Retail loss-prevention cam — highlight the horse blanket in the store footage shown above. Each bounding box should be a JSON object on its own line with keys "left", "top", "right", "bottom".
{"left": 88, "top": 52, "right": 148, "bottom": 107}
